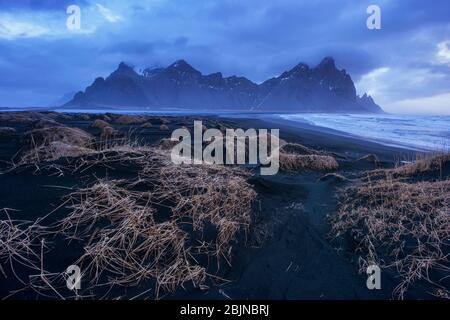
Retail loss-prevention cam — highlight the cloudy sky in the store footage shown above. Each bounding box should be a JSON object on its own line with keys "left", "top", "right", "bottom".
{"left": 0, "top": 0, "right": 449, "bottom": 114}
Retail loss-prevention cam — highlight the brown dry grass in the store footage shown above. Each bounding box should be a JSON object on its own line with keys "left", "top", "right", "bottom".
{"left": 367, "top": 153, "right": 450, "bottom": 182}
{"left": 17, "top": 126, "right": 94, "bottom": 165}
{"left": 331, "top": 155, "right": 450, "bottom": 299}
{"left": 139, "top": 158, "right": 256, "bottom": 261}
{"left": 90, "top": 119, "right": 110, "bottom": 129}
{"left": 279, "top": 153, "right": 338, "bottom": 172}
{"left": 12, "top": 124, "right": 142, "bottom": 171}
{"left": 56, "top": 180, "right": 206, "bottom": 297}
{"left": 157, "top": 138, "right": 179, "bottom": 150}
{"left": 280, "top": 142, "right": 322, "bottom": 155}
{"left": 8, "top": 137, "right": 256, "bottom": 298}
{"left": 13, "top": 131, "right": 153, "bottom": 177}
{"left": 47, "top": 147, "right": 256, "bottom": 297}
{"left": 2, "top": 117, "right": 259, "bottom": 298}
{"left": 78, "top": 114, "right": 91, "bottom": 120}
{"left": 278, "top": 142, "right": 338, "bottom": 172}
{"left": 391, "top": 154, "right": 450, "bottom": 178}
{"left": 23, "top": 126, "right": 93, "bottom": 148}
{"left": 0, "top": 112, "right": 52, "bottom": 124}
{"left": 115, "top": 115, "right": 147, "bottom": 125}
{"left": 140, "top": 122, "right": 152, "bottom": 128}
{"left": 56, "top": 114, "right": 74, "bottom": 121}
{"left": 99, "top": 126, "right": 118, "bottom": 139}
{"left": 0, "top": 209, "right": 43, "bottom": 279}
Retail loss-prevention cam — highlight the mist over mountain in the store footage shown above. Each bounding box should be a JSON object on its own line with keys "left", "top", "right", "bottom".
{"left": 65, "top": 57, "right": 383, "bottom": 113}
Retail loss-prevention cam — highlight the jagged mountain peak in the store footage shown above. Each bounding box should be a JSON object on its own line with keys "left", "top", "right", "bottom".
{"left": 357, "top": 93, "right": 382, "bottom": 112}
{"left": 65, "top": 57, "right": 383, "bottom": 113}
{"left": 92, "top": 77, "right": 105, "bottom": 85}
{"left": 172, "top": 59, "right": 189, "bottom": 66}
{"left": 164, "top": 59, "right": 202, "bottom": 79}
{"left": 282, "top": 62, "right": 310, "bottom": 78}
{"left": 116, "top": 62, "right": 135, "bottom": 72}
{"left": 169, "top": 59, "right": 197, "bottom": 71}
{"left": 110, "top": 62, "right": 139, "bottom": 79}
{"left": 316, "top": 57, "right": 336, "bottom": 70}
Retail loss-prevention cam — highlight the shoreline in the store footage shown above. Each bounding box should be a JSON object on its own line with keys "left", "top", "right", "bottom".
{"left": 0, "top": 111, "right": 446, "bottom": 300}
{"left": 0, "top": 108, "right": 437, "bottom": 153}
{"left": 219, "top": 114, "right": 420, "bottom": 161}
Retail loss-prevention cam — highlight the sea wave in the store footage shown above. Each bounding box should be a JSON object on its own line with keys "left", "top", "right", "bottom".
{"left": 279, "top": 113, "right": 450, "bottom": 151}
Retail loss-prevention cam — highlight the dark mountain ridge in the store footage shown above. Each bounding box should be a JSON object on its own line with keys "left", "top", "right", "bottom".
{"left": 65, "top": 57, "right": 383, "bottom": 113}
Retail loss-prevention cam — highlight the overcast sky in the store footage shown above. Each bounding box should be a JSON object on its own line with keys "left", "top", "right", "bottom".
{"left": 0, "top": 0, "right": 449, "bottom": 114}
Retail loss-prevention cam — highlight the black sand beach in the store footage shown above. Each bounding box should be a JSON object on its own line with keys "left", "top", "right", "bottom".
{"left": 0, "top": 111, "right": 447, "bottom": 300}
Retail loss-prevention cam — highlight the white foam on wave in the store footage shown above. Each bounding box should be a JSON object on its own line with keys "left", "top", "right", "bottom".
{"left": 279, "top": 113, "right": 450, "bottom": 151}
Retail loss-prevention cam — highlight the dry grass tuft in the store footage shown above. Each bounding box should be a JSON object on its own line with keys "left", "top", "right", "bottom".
{"left": 0, "top": 209, "right": 43, "bottom": 278}
{"left": 52, "top": 152, "right": 256, "bottom": 296}
{"left": 3, "top": 117, "right": 258, "bottom": 298}
{"left": 31, "top": 141, "right": 92, "bottom": 162}
{"left": 280, "top": 143, "right": 322, "bottom": 155}
{"left": 157, "top": 138, "right": 179, "bottom": 150}
{"left": 159, "top": 124, "right": 169, "bottom": 131}
{"left": 101, "top": 114, "right": 112, "bottom": 122}
{"left": 23, "top": 126, "right": 93, "bottom": 148}
{"left": 140, "top": 159, "right": 256, "bottom": 260}
{"left": 12, "top": 128, "right": 149, "bottom": 173}
{"left": 99, "top": 126, "right": 118, "bottom": 139}
{"left": 140, "top": 122, "right": 152, "bottom": 128}
{"left": 364, "top": 153, "right": 450, "bottom": 184}
{"left": 0, "top": 112, "right": 52, "bottom": 124}
{"left": 57, "top": 114, "right": 74, "bottom": 121}
{"left": 391, "top": 154, "right": 450, "bottom": 178}
{"left": 78, "top": 114, "right": 91, "bottom": 121}
{"left": 158, "top": 117, "right": 171, "bottom": 125}
{"left": 0, "top": 127, "right": 16, "bottom": 137}
{"left": 22, "top": 142, "right": 256, "bottom": 298}
{"left": 18, "top": 126, "right": 94, "bottom": 164}
{"left": 279, "top": 153, "right": 338, "bottom": 172}
{"left": 56, "top": 180, "right": 206, "bottom": 296}
{"left": 277, "top": 142, "right": 338, "bottom": 172}
{"left": 115, "top": 115, "right": 147, "bottom": 125}
{"left": 90, "top": 119, "right": 110, "bottom": 129}
{"left": 331, "top": 156, "right": 450, "bottom": 299}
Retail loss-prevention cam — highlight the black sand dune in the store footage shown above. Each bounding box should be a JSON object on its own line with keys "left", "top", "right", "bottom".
{"left": 0, "top": 111, "right": 447, "bottom": 300}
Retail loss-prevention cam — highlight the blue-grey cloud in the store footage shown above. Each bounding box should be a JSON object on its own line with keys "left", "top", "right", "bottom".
{"left": 0, "top": 0, "right": 87, "bottom": 11}
{"left": 0, "top": 0, "right": 449, "bottom": 113}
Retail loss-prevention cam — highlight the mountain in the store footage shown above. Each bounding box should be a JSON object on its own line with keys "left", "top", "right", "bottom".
{"left": 64, "top": 58, "right": 383, "bottom": 113}
{"left": 51, "top": 91, "right": 79, "bottom": 106}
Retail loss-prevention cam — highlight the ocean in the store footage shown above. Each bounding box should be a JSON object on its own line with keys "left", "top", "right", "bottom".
{"left": 279, "top": 113, "right": 450, "bottom": 151}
